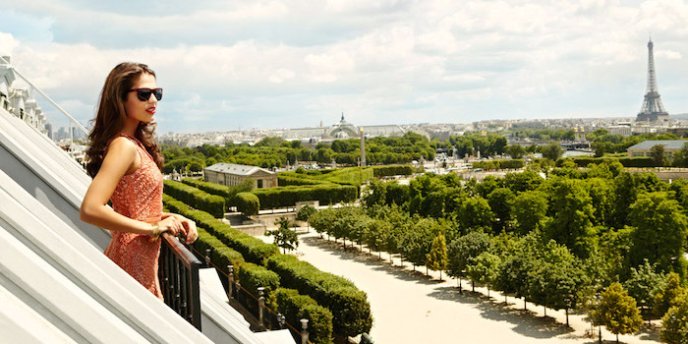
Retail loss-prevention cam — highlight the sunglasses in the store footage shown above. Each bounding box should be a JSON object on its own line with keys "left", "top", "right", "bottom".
{"left": 129, "top": 88, "right": 163, "bottom": 101}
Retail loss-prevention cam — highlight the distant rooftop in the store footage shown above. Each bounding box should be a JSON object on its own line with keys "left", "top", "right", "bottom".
{"left": 205, "top": 163, "right": 274, "bottom": 176}
{"left": 627, "top": 140, "right": 688, "bottom": 150}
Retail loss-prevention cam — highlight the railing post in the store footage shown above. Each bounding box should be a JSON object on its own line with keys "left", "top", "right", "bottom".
{"left": 258, "top": 287, "right": 265, "bottom": 329}
{"left": 300, "top": 318, "right": 309, "bottom": 344}
{"left": 227, "top": 265, "right": 234, "bottom": 299}
{"left": 277, "top": 313, "right": 286, "bottom": 329}
{"left": 236, "top": 281, "right": 241, "bottom": 303}
{"left": 205, "top": 249, "right": 211, "bottom": 267}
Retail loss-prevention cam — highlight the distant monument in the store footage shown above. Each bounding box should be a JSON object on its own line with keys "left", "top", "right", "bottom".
{"left": 636, "top": 39, "right": 669, "bottom": 122}
{"left": 360, "top": 128, "right": 366, "bottom": 167}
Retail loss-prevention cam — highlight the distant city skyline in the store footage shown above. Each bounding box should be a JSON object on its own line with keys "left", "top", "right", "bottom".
{"left": 2, "top": 1, "right": 688, "bottom": 134}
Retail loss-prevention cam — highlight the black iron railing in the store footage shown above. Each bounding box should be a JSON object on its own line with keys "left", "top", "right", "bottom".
{"left": 158, "top": 233, "right": 202, "bottom": 330}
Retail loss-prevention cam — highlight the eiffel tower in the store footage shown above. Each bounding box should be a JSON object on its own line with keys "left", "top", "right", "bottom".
{"left": 636, "top": 39, "right": 669, "bottom": 122}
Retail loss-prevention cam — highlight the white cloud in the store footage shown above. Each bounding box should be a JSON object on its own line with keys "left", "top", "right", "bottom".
{"left": 0, "top": 32, "right": 19, "bottom": 56}
{"left": 2, "top": 0, "right": 688, "bottom": 132}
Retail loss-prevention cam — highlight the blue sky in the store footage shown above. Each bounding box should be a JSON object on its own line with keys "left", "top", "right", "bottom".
{"left": 1, "top": 0, "right": 688, "bottom": 134}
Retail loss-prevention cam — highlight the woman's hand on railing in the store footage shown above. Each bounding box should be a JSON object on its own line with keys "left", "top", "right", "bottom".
{"left": 150, "top": 215, "right": 184, "bottom": 241}
{"left": 179, "top": 215, "right": 198, "bottom": 244}
{"left": 162, "top": 213, "right": 198, "bottom": 244}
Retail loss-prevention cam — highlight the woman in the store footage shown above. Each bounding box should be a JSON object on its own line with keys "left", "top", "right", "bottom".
{"left": 80, "top": 62, "right": 198, "bottom": 299}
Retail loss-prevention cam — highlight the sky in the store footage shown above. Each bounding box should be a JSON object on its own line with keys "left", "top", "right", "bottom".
{"left": 1, "top": 0, "right": 688, "bottom": 134}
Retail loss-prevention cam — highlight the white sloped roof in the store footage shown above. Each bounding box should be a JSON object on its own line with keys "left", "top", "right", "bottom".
{"left": 0, "top": 170, "right": 212, "bottom": 343}
{"left": 0, "top": 103, "right": 294, "bottom": 343}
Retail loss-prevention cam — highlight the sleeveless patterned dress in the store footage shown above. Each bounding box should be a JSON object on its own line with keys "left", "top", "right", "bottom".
{"left": 104, "top": 133, "right": 164, "bottom": 299}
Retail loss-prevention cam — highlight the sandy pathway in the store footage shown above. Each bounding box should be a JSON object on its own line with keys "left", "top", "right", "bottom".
{"left": 280, "top": 231, "right": 661, "bottom": 344}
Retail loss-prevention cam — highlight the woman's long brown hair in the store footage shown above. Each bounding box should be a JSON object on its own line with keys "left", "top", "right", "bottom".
{"left": 85, "top": 62, "right": 164, "bottom": 177}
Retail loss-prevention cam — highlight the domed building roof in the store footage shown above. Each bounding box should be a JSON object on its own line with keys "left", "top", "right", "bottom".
{"left": 327, "top": 112, "right": 359, "bottom": 138}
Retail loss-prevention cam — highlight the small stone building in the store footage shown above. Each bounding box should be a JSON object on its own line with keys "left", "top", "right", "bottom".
{"left": 204, "top": 163, "right": 277, "bottom": 189}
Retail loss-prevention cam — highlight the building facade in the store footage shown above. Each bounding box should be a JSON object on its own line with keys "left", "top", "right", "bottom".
{"left": 204, "top": 163, "right": 277, "bottom": 189}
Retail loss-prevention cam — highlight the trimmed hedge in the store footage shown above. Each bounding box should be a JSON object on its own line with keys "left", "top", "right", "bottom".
{"left": 372, "top": 165, "right": 414, "bottom": 177}
{"left": 237, "top": 262, "right": 281, "bottom": 296}
{"left": 559, "top": 156, "right": 657, "bottom": 168}
{"left": 193, "top": 228, "right": 245, "bottom": 275}
{"left": 235, "top": 192, "right": 260, "bottom": 216}
{"left": 252, "top": 184, "right": 357, "bottom": 210}
{"left": 278, "top": 174, "right": 333, "bottom": 187}
{"left": 163, "top": 194, "right": 279, "bottom": 265}
{"left": 472, "top": 159, "right": 524, "bottom": 170}
{"left": 164, "top": 180, "right": 225, "bottom": 218}
{"left": 181, "top": 178, "right": 230, "bottom": 203}
{"left": 271, "top": 288, "right": 334, "bottom": 344}
{"left": 266, "top": 254, "right": 372, "bottom": 337}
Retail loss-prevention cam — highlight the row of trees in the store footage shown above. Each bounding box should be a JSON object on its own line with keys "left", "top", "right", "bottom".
{"left": 305, "top": 203, "right": 687, "bottom": 340}
{"left": 161, "top": 132, "right": 435, "bottom": 172}
{"left": 298, "top": 160, "right": 688, "bottom": 340}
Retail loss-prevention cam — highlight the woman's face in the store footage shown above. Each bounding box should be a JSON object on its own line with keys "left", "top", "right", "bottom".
{"left": 124, "top": 72, "right": 158, "bottom": 125}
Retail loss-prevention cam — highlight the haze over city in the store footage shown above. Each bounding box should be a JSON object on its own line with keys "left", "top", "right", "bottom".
{"left": 2, "top": 0, "right": 688, "bottom": 134}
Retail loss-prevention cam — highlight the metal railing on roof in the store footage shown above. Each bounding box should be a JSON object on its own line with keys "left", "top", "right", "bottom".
{"left": 158, "top": 232, "right": 202, "bottom": 330}
{"left": 0, "top": 55, "right": 88, "bottom": 142}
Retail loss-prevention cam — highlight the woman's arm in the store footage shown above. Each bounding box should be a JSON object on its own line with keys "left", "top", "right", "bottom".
{"left": 80, "top": 137, "right": 182, "bottom": 236}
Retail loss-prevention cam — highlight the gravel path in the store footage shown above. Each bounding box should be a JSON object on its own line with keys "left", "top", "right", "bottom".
{"left": 280, "top": 231, "right": 662, "bottom": 344}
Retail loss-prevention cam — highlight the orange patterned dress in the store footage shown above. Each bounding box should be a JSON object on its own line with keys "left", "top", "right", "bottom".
{"left": 104, "top": 133, "right": 164, "bottom": 299}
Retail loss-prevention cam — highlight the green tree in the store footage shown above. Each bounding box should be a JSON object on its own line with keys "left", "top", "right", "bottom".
{"left": 623, "top": 260, "right": 665, "bottom": 319}
{"left": 501, "top": 170, "right": 543, "bottom": 193}
{"left": 296, "top": 205, "right": 317, "bottom": 230}
{"left": 364, "top": 219, "right": 391, "bottom": 259}
{"left": 494, "top": 232, "right": 541, "bottom": 310}
{"left": 309, "top": 207, "right": 336, "bottom": 238}
{"left": 426, "top": 233, "right": 449, "bottom": 280}
{"left": 507, "top": 144, "right": 526, "bottom": 159}
{"left": 512, "top": 190, "right": 548, "bottom": 235}
{"left": 528, "top": 240, "right": 586, "bottom": 326}
{"left": 593, "top": 282, "right": 643, "bottom": 343}
{"left": 363, "top": 180, "right": 387, "bottom": 208}
{"left": 540, "top": 142, "right": 564, "bottom": 161}
{"left": 650, "top": 144, "right": 667, "bottom": 166}
{"left": 401, "top": 218, "right": 438, "bottom": 271}
{"left": 585, "top": 178, "right": 616, "bottom": 227}
{"left": 487, "top": 188, "right": 515, "bottom": 233}
{"left": 466, "top": 251, "right": 501, "bottom": 297}
{"left": 628, "top": 192, "right": 688, "bottom": 275}
{"left": 653, "top": 273, "right": 686, "bottom": 318}
{"left": 447, "top": 230, "right": 492, "bottom": 291}
{"left": 672, "top": 142, "right": 688, "bottom": 167}
{"left": 544, "top": 178, "right": 595, "bottom": 258}
{"left": 266, "top": 217, "right": 299, "bottom": 254}
{"left": 661, "top": 289, "right": 688, "bottom": 344}
{"left": 457, "top": 196, "right": 494, "bottom": 231}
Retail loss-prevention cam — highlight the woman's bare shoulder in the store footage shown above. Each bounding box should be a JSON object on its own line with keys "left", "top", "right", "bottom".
{"left": 106, "top": 136, "right": 138, "bottom": 160}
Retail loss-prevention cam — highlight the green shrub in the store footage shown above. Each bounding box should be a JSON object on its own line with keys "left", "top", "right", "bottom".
{"left": 182, "top": 178, "right": 231, "bottom": 202}
{"left": 238, "top": 262, "right": 280, "bottom": 295}
{"left": 163, "top": 194, "right": 278, "bottom": 264}
{"left": 558, "top": 156, "right": 656, "bottom": 168}
{"left": 164, "top": 180, "right": 225, "bottom": 217}
{"left": 472, "top": 159, "right": 524, "bottom": 170}
{"left": 253, "top": 185, "right": 357, "bottom": 210}
{"left": 192, "top": 228, "right": 245, "bottom": 274}
{"left": 278, "top": 174, "right": 333, "bottom": 187}
{"left": 267, "top": 254, "right": 372, "bottom": 337}
{"left": 618, "top": 157, "right": 655, "bottom": 167}
{"left": 235, "top": 192, "right": 260, "bottom": 216}
{"left": 372, "top": 165, "right": 414, "bottom": 177}
{"left": 271, "top": 288, "right": 333, "bottom": 344}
